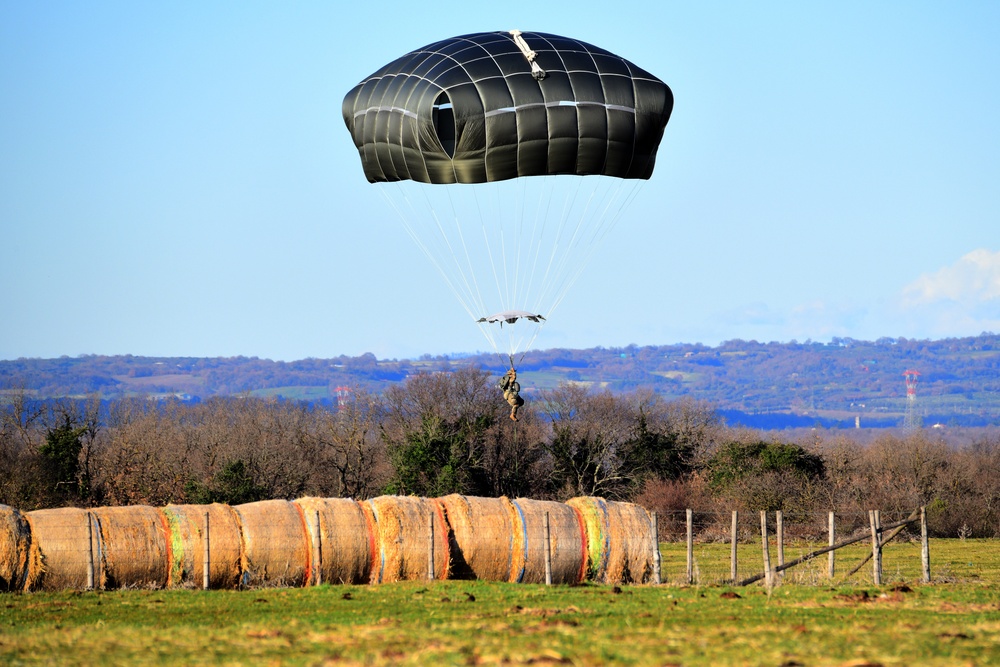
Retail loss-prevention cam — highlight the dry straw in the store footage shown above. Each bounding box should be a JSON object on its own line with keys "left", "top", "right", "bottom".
{"left": 567, "top": 497, "right": 654, "bottom": 584}
{"left": 25, "top": 507, "right": 100, "bottom": 590}
{"left": 293, "top": 497, "right": 371, "bottom": 585}
{"left": 233, "top": 499, "right": 310, "bottom": 587}
{"left": 162, "top": 503, "right": 243, "bottom": 588}
{"left": 364, "top": 496, "right": 449, "bottom": 583}
{"left": 91, "top": 505, "right": 170, "bottom": 589}
{"left": 509, "top": 498, "right": 587, "bottom": 584}
{"left": 437, "top": 495, "right": 515, "bottom": 581}
{"left": 0, "top": 504, "right": 40, "bottom": 592}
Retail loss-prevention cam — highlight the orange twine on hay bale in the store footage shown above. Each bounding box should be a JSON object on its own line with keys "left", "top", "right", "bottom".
{"left": 567, "top": 497, "right": 655, "bottom": 584}
{"left": 233, "top": 499, "right": 311, "bottom": 587}
{"left": 90, "top": 505, "right": 170, "bottom": 589}
{"left": 293, "top": 497, "right": 372, "bottom": 585}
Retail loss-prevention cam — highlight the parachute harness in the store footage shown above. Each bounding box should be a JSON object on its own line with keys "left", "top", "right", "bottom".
{"left": 509, "top": 30, "right": 546, "bottom": 81}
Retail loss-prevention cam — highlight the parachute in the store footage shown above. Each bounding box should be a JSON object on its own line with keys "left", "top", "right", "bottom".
{"left": 343, "top": 31, "right": 672, "bottom": 367}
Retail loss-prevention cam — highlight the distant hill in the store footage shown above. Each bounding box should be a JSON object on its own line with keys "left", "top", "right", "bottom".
{"left": 2, "top": 333, "right": 999, "bottom": 429}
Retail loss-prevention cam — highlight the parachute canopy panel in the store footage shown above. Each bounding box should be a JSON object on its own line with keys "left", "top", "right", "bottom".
{"left": 343, "top": 31, "right": 673, "bottom": 184}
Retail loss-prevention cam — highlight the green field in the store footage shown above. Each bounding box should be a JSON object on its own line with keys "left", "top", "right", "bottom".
{"left": 2, "top": 540, "right": 998, "bottom": 666}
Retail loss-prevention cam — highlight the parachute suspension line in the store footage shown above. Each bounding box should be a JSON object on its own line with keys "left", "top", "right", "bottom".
{"left": 495, "top": 183, "right": 514, "bottom": 311}
{"left": 436, "top": 185, "right": 490, "bottom": 318}
{"left": 546, "top": 179, "right": 646, "bottom": 317}
{"left": 380, "top": 185, "right": 507, "bottom": 365}
{"left": 523, "top": 179, "right": 556, "bottom": 316}
{"left": 511, "top": 176, "right": 528, "bottom": 312}
{"left": 414, "top": 185, "right": 489, "bottom": 323}
{"left": 470, "top": 184, "right": 508, "bottom": 318}
{"left": 531, "top": 176, "right": 587, "bottom": 315}
{"left": 378, "top": 185, "right": 479, "bottom": 322}
{"left": 545, "top": 180, "right": 635, "bottom": 316}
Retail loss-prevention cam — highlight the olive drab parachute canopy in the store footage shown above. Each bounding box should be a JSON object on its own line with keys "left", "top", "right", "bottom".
{"left": 343, "top": 31, "right": 672, "bottom": 367}
{"left": 342, "top": 31, "right": 672, "bottom": 184}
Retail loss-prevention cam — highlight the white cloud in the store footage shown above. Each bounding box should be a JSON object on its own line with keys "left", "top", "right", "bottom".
{"left": 890, "top": 249, "right": 1000, "bottom": 338}
{"left": 901, "top": 249, "right": 1000, "bottom": 306}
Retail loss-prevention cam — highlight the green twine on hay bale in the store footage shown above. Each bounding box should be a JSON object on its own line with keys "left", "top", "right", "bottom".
{"left": 162, "top": 503, "right": 243, "bottom": 589}
{"left": 567, "top": 497, "right": 655, "bottom": 584}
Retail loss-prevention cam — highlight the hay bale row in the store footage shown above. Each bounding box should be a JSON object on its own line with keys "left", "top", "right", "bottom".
{"left": 3, "top": 495, "right": 654, "bottom": 591}
{"left": 0, "top": 505, "right": 40, "bottom": 592}
{"left": 567, "top": 497, "right": 655, "bottom": 584}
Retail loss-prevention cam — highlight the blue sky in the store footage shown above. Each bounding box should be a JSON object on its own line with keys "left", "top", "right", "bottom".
{"left": 2, "top": 2, "right": 998, "bottom": 362}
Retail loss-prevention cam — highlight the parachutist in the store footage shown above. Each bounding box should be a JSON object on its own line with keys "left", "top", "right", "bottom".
{"left": 499, "top": 368, "right": 524, "bottom": 421}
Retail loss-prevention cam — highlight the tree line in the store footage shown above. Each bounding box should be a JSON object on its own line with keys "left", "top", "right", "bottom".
{"left": 2, "top": 366, "right": 998, "bottom": 538}
{"left": 3, "top": 334, "right": 1000, "bottom": 428}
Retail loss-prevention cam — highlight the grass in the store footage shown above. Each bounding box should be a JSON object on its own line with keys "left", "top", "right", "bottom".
{"left": 1, "top": 540, "right": 998, "bottom": 666}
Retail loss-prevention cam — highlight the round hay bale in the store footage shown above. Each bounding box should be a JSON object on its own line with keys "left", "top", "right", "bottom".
{"left": 91, "top": 505, "right": 170, "bottom": 589}
{"left": 293, "top": 497, "right": 371, "bottom": 585}
{"left": 0, "top": 504, "right": 40, "bottom": 592}
{"left": 25, "top": 507, "right": 101, "bottom": 591}
{"left": 161, "top": 503, "right": 243, "bottom": 589}
{"left": 567, "top": 497, "right": 654, "bottom": 584}
{"left": 509, "top": 498, "right": 586, "bottom": 585}
{"left": 364, "top": 496, "right": 449, "bottom": 583}
{"left": 437, "top": 495, "right": 515, "bottom": 581}
{"left": 233, "top": 499, "right": 310, "bottom": 587}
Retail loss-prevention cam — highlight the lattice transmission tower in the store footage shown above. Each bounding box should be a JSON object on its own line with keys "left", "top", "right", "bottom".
{"left": 903, "top": 369, "right": 922, "bottom": 433}
{"left": 334, "top": 386, "right": 352, "bottom": 410}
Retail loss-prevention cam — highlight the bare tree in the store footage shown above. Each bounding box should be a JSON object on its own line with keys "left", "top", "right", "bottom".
{"left": 311, "top": 388, "right": 390, "bottom": 499}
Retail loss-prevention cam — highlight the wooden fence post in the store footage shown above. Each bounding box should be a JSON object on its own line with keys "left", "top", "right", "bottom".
{"left": 920, "top": 505, "right": 930, "bottom": 584}
{"left": 828, "top": 511, "right": 835, "bottom": 579}
{"left": 760, "top": 511, "right": 772, "bottom": 589}
{"left": 651, "top": 511, "right": 661, "bottom": 585}
{"left": 313, "top": 510, "right": 322, "bottom": 586}
{"left": 730, "top": 510, "right": 738, "bottom": 583}
{"left": 427, "top": 512, "right": 435, "bottom": 581}
{"left": 869, "top": 510, "right": 882, "bottom": 585}
{"left": 686, "top": 509, "right": 694, "bottom": 585}
{"left": 86, "top": 511, "right": 95, "bottom": 591}
{"left": 776, "top": 510, "right": 785, "bottom": 580}
{"left": 544, "top": 511, "right": 553, "bottom": 586}
{"left": 875, "top": 510, "right": 883, "bottom": 583}
{"left": 203, "top": 511, "right": 210, "bottom": 591}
